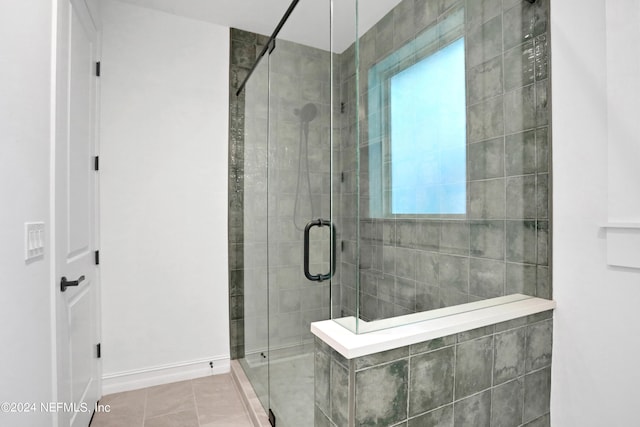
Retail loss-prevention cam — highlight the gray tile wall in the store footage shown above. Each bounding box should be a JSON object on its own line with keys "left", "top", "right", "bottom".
{"left": 315, "top": 310, "right": 553, "bottom": 426}
{"left": 335, "top": 0, "right": 551, "bottom": 321}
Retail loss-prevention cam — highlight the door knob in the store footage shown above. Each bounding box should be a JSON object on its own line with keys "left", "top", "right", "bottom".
{"left": 60, "top": 275, "right": 85, "bottom": 292}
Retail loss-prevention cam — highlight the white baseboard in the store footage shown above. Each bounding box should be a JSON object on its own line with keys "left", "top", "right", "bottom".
{"left": 102, "top": 355, "right": 230, "bottom": 395}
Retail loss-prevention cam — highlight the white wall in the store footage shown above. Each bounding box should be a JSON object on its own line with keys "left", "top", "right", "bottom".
{"left": 552, "top": 0, "right": 640, "bottom": 425}
{"left": 100, "top": 0, "right": 230, "bottom": 393}
{"left": 0, "top": 1, "right": 55, "bottom": 426}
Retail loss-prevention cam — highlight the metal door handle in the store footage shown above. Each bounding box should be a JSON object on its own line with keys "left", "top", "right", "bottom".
{"left": 303, "top": 219, "right": 336, "bottom": 282}
{"left": 61, "top": 275, "right": 85, "bottom": 292}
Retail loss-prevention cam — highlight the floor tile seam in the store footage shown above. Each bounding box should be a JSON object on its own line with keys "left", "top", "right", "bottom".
{"left": 191, "top": 379, "right": 202, "bottom": 427}
{"left": 141, "top": 387, "right": 149, "bottom": 427}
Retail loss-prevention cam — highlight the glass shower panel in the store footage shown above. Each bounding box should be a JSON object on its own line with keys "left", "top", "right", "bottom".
{"left": 346, "top": 0, "right": 551, "bottom": 333}
{"left": 267, "top": 1, "right": 331, "bottom": 425}
{"left": 238, "top": 55, "right": 270, "bottom": 412}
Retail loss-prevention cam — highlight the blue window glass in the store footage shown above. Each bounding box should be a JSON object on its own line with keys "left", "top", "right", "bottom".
{"left": 389, "top": 37, "right": 466, "bottom": 215}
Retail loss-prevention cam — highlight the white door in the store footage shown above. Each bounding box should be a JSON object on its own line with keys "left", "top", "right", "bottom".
{"left": 54, "top": 1, "right": 100, "bottom": 426}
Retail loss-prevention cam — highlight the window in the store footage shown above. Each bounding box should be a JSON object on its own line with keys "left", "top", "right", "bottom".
{"left": 389, "top": 38, "right": 466, "bottom": 214}
{"left": 368, "top": 34, "right": 467, "bottom": 217}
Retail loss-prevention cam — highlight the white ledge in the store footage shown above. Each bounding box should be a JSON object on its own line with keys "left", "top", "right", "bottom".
{"left": 311, "top": 295, "right": 556, "bottom": 359}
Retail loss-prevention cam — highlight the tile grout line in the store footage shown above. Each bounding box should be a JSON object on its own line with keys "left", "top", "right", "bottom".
{"left": 191, "top": 379, "right": 201, "bottom": 427}
{"left": 142, "top": 387, "right": 149, "bottom": 427}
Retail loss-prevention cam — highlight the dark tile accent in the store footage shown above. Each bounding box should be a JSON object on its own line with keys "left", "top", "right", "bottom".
{"left": 494, "top": 327, "right": 526, "bottom": 384}
{"left": 455, "top": 336, "right": 494, "bottom": 399}
{"left": 230, "top": 40, "right": 256, "bottom": 69}
{"left": 453, "top": 390, "right": 491, "bottom": 427}
{"left": 523, "top": 367, "right": 551, "bottom": 423}
{"left": 355, "top": 360, "right": 408, "bottom": 426}
{"left": 409, "top": 346, "right": 455, "bottom": 416}
{"left": 491, "top": 378, "right": 524, "bottom": 427}
{"left": 408, "top": 404, "right": 453, "bottom": 427}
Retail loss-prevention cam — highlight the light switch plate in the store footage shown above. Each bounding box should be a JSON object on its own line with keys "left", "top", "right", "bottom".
{"left": 25, "top": 222, "right": 45, "bottom": 261}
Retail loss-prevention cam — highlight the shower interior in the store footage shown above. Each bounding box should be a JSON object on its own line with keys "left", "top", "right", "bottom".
{"left": 231, "top": 0, "right": 551, "bottom": 425}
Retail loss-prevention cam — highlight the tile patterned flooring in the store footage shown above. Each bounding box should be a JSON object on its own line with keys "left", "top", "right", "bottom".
{"left": 90, "top": 374, "right": 253, "bottom": 427}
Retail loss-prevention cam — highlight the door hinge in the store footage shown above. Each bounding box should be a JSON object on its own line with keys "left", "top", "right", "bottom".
{"left": 94, "top": 250, "right": 100, "bottom": 265}
{"left": 96, "top": 343, "right": 101, "bottom": 359}
{"left": 94, "top": 156, "right": 99, "bottom": 171}
{"left": 268, "top": 409, "right": 276, "bottom": 427}
{"left": 96, "top": 61, "right": 101, "bottom": 77}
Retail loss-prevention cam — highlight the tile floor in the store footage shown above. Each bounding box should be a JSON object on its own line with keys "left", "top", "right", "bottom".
{"left": 90, "top": 374, "right": 254, "bottom": 427}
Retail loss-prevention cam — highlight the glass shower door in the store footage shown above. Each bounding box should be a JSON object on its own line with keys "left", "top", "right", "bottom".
{"left": 266, "top": 3, "right": 332, "bottom": 426}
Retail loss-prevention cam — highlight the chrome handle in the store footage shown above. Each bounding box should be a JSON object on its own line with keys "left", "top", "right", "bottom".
{"left": 60, "top": 275, "right": 85, "bottom": 292}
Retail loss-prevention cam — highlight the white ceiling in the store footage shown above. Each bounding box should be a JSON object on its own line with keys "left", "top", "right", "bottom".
{"left": 114, "top": 0, "right": 403, "bottom": 52}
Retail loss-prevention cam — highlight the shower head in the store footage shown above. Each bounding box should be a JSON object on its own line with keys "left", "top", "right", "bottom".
{"left": 297, "top": 103, "right": 317, "bottom": 123}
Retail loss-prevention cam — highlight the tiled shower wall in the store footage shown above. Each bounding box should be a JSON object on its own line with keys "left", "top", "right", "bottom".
{"left": 228, "top": 28, "right": 263, "bottom": 359}
{"left": 315, "top": 311, "right": 553, "bottom": 426}
{"left": 336, "top": 0, "right": 552, "bottom": 321}
{"left": 228, "top": 28, "right": 332, "bottom": 360}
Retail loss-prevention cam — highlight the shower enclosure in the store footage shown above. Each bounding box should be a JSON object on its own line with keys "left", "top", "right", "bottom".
{"left": 229, "top": 0, "right": 551, "bottom": 425}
